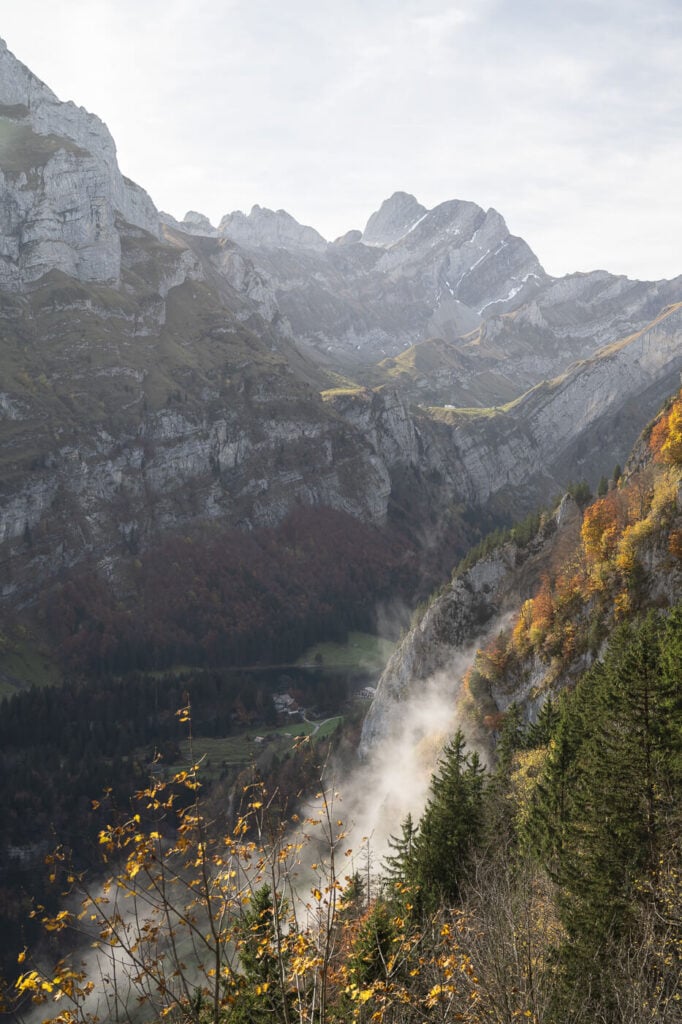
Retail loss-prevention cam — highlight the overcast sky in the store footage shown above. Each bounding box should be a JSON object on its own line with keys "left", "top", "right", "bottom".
{"left": 3, "top": 0, "right": 681, "bottom": 279}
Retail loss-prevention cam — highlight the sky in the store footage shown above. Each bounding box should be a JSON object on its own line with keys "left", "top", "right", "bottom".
{"left": 3, "top": 0, "right": 682, "bottom": 280}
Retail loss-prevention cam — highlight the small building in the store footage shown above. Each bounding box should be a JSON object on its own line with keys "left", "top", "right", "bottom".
{"left": 356, "top": 686, "right": 377, "bottom": 701}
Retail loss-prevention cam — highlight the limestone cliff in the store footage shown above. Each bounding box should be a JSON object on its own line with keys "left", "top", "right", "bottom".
{"left": 0, "top": 38, "right": 159, "bottom": 290}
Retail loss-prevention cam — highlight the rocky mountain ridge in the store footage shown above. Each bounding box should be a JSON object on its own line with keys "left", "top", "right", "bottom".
{"left": 166, "top": 192, "right": 682, "bottom": 406}
{"left": 361, "top": 190, "right": 428, "bottom": 247}
{"left": 1, "top": 37, "right": 681, "bottom": 623}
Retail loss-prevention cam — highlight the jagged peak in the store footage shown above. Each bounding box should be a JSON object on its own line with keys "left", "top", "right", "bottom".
{"left": 332, "top": 229, "right": 363, "bottom": 246}
{"left": 362, "top": 191, "right": 428, "bottom": 247}
{"left": 0, "top": 37, "right": 58, "bottom": 108}
{"left": 218, "top": 204, "right": 327, "bottom": 252}
{"left": 181, "top": 211, "right": 217, "bottom": 236}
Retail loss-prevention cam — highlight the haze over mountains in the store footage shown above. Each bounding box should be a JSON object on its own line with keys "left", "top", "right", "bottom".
{"left": 0, "top": 34, "right": 681, "bottom": 1018}
{"left": 1, "top": 35, "right": 681, "bottom": 618}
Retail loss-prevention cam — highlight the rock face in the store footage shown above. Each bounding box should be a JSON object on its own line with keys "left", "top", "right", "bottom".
{"left": 214, "top": 194, "right": 550, "bottom": 369}
{"left": 324, "top": 301, "right": 682, "bottom": 523}
{"left": 0, "top": 39, "right": 159, "bottom": 291}
{"left": 358, "top": 527, "right": 544, "bottom": 757}
{"left": 362, "top": 191, "right": 428, "bottom": 247}
{"left": 160, "top": 211, "right": 218, "bottom": 237}
{"left": 181, "top": 211, "right": 217, "bottom": 236}
{"left": 360, "top": 428, "right": 682, "bottom": 765}
{"left": 359, "top": 492, "right": 588, "bottom": 757}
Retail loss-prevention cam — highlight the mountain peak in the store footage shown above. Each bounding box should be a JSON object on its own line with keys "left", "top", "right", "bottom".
{"left": 0, "top": 38, "right": 159, "bottom": 290}
{"left": 218, "top": 205, "right": 327, "bottom": 252}
{"left": 0, "top": 37, "right": 58, "bottom": 108}
{"left": 182, "top": 211, "right": 217, "bottom": 236}
{"left": 362, "top": 192, "right": 428, "bottom": 247}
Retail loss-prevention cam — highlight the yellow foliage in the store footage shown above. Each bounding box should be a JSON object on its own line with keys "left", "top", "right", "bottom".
{"left": 511, "top": 600, "right": 534, "bottom": 654}
{"left": 581, "top": 496, "right": 621, "bottom": 563}
{"left": 614, "top": 590, "right": 631, "bottom": 619}
{"left": 650, "top": 468, "right": 680, "bottom": 519}
{"left": 615, "top": 517, "right": 652, "bottom": 575}
{"left": 509, "top": 747, "right": 549, "bottom": 834}
{"left": 660, "top": 402, "right": 682, "bottom": 465}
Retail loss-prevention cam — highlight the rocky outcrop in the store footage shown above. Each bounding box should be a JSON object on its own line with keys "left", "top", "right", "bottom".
{"left": 360, "top": 433, "right": 682, "bottom": 765}
{"left": 0, "top": 38, "right": 159, "bottom": 291}
{"left": 160, "top": 211, "right": 218, "bottom": 237}
{"left": 181, "top": 211, "right": 217, "bottom": 236}
{"left": 218, "top": 205, "right": 327, "bottom": 252}
{"left": 322, "top": 387, "right": 420, "bottom": 467}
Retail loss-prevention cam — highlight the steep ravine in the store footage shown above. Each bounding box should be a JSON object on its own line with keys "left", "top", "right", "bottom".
{"left": 361, "top": 431, "right": 682, "bottom": 774}
{"left": 359, "top": 498, "right": 579, "bottom": 759}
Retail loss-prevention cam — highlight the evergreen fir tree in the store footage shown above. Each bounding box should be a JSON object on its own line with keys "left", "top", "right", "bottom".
{"left": 411, "top": 730, "right": 486, "bottom": 908}
{"left": 346, "top": 900, "right": 398, "bottom": 988}
{"left": 383, "top": 812, "right": 419, "bottom": 893}
{"left": 525, "top": 697, "right": 560, "bottom": 748}
{"left": 526, "top": 610, "right": 682, "bottom": 1014}
{"left": 493, "top": 702, "right": 526, "bottom": 778}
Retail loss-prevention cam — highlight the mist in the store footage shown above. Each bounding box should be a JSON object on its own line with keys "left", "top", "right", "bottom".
{"left": 320, "top": 612, "right": 513, "bottom": 877}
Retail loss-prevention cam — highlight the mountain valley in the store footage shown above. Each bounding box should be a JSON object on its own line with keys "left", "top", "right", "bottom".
{"left": 0, "top": 34, "right": 681, "bottom": 1023}
{"left": 1, "top": 35, "right": 682, "bottom": 657}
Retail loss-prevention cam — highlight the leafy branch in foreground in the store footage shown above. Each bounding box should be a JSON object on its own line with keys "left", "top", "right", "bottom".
{"left": 9, "top": 702, "right": 355, "bottom": 1024}
{"left": 7, "top": 702, "right": 482, "bottom": 1024}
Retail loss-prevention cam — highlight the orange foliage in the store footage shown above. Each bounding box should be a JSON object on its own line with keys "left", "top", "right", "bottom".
{"left": 580, "top": 495, "right": 621, "bottom": 563}
{"left": 477, "top": 632, "right": 511, "bottom": 680}
{"left": 614, "top": 590, "right": 631, "bottom": 619}
{"left": 649, "top": 391, "right": 682, "bottom": 465}
{"left": 669, "top": 530, "right": 682, "bottom": 560}
{"left": 554, "top": 564, "right": 588, "bottom": 611}
{"left": 511, "top": 599, "right": 534, "bottom": 654}
{"left": 649, "top": 411, "right": 671, "bottom": 461}
{"left": 560, "top": 622, "right": 577, "bottom": 662}
{"left": 531, "top": 577, "right": 554, "bottom": 631}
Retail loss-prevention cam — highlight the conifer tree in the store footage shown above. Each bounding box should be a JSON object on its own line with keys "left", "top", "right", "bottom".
{"left": 493, "top": 702, "right": 525, "bottom": 778}
{"left": 411, "top": 731, "right": 486, "bottom": 908}
{"left": 526, "top": 610, "right": 682, "bottom": 1013}
{"left": 346, "top": 900, "right": 398, "bottom": 988}
{"left": 383, "top": 813, "right": 419, "bottom": 894}
{"left": 525, "top": 697, "right": 559, "bottom": 749}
